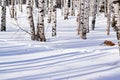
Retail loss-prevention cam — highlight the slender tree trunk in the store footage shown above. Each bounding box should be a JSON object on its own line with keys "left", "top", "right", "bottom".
{"left": 61, "top": 0, "right": 64, "bottom": 15}
{"left": 47, "top": 0, "right": 52, "bottom": 23}
{"left": 37, "top": 0, "right": 46, "bottom": 41}
{"left": 44, "top": 0, "right": 48, "bottom": 15}
{"left": 35, "top": 0, "right": 38, "bottom": 8}
{"left": 77, "top": 0, "right": 81, "bottom": 35}
{"left": 70, "top": 0, "right": 75, "bottom": 16}
{"left": 91, "top": 0, "right": 98, "bottom": 30}
{"left": 52, "top": 0, "right": 57, "bottom": 36}
{"left": 18, "top": 0, "right": 23, "bottom": 12}
{"left": 84, "top": 0, "right": 90, "bottom": 33}
{"left": 64, "top": 0, "right": 69, "bottom": 19}
{"left": 11, "top": 0, "right": 16, "bottom": 18}
{"left": 106, "top": 0, "right": 111, "bottom": 35}
{"left": 79, "top": 0, "right": 87, "bottom": 39}
{"left": 112, "top": 0, "right": 120, "bottom": 54}
{"left": 26, "top": 0, "right": 35, "bottom": 40}
{"left": 1, "top": 0, "right": 7, "bottom": 31}
{"left": 104, "top": 0, "right": 108, "bottom": 17}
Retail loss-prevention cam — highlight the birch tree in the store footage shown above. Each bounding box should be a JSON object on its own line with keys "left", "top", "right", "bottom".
{"left": 106, "top": 0, "right": 111, "bottom": 35}
{"left": 11, "top": 0, "right": 16, "bottom": 19}
{"left": 104, "top": 0, "right": 108, "bottom": 17}
{"left": 70, "top": 0, "right": 75, "bottom": 16}
{"left": 18, "top": 0, "right": 23, "bottom": 12}
{"left": 52, "top": 0, "right": 57, "bottom": 36}
{"left": 1, "top": 0, "right": 7, "bottom": 31}
{"left": 77, "top": 0, "right": 80, "bottom": 35}
{"left": 112, "top": 0, "right": 120, "bottom": 54}
{"left": 91, "top": 0, "right": 98, "bottom": 30}
{"left": 79, "top": 0, "right": 87, "bottom": 39}
{"left": 26, "top": 0, "right": 35, "bottom": 40}
{"left": 84, "top": 0, "right": 90, "bottom": 33}
{"left": 61, "top": 0, "right": 64, "bottom": 15}
{"left": 37, "top": 0, "right": 46, "bottom": 41}
{"left": 64, "top": 0, "right": 69, "bottom": 19}
{"left": 47, "top": 0, "right": 52, "bottom": 23}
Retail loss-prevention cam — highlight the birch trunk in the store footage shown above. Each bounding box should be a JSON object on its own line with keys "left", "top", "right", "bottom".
{"left": 61, "top": 0, "right": 64, "bottom": 15}
{"left": 11, "top": 0, "right": 16, "bottom": 18}
{"left": 77, "top": 0, "right": 81, "bottom": 35}
{"left": 84, "top": 0, "right": 90, "bottom": 33}
{"left": 44, "top": 0, "right": 48, "bottom": 15}
{"left": 26, "top": 0, "right": 35, "bottom": 40}
{"left": 104, "top": 0, "right": 108, "bottom": 17}
{"left": 52, "top": 0, "right": 57, "bottom": 36}
{"left": 1, "top": 0, "right": 7, "bottom": 31}
{"left": 112, "top": 0, "right": 120, "bottom": 54}
{"left": 64, "top": 0, "right": 69, "bottom": 20}
{"left": 91, "top": 0, "right": 98, "bottom": 30}
{"left": 47, "top": 0, "right": 52, "bottom": 23}
{"left": 106, "top": 0, "right": 111, "bottom": 35}
{"left": 37, "top": 0, "right": 46, "bottom": 41}
{"left": 79, "top": 0, "right": 87, "bottom": 39}
{"left": 70, "top": 0, "right": 75, "bottom": 16}
{"left": 18, "top": 0, "right": 23, "bottom": 12}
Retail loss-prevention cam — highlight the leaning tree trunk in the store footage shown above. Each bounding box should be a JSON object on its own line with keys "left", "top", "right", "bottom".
{"left": 26, "top": 0, "right": 35, "bottom": 40}
{"left": 37, "top": 0, "right": 46, "bottom": 42}
{"left": 91, "top": 0, "right": 98, "bottom": 30}
{"left": 52, "top": 0, "right": 57, "bottom": 36}
{"left": 112, "top": 0, "right": 120, "bottom": 54}
{"left": 1, "top": 0, "right": 7, "bottom": 31}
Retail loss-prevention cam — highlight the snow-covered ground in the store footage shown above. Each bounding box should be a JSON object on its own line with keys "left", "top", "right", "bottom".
{"left": 0, "top": 6, "right": 120, "bottom": 80}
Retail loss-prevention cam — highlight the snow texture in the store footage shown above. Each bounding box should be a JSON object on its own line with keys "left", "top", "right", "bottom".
{"left": 0, "top": 6, "right": 120, "bottom": 80}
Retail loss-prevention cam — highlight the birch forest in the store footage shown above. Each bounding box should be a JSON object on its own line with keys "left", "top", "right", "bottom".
{"left": 0, "top": 0, "right": 120, "bottom": 80}
{"left": 1, "top": 0, "right": 120, "bottom": 50}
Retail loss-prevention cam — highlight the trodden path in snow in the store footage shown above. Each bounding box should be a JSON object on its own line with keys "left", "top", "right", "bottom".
{"left": 0, "top": 9, "right": 120, "bottom": 80}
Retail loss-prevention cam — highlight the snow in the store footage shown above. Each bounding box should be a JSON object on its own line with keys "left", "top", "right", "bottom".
{"left": 0, "top": 6, "right": 120, "bottom": 80}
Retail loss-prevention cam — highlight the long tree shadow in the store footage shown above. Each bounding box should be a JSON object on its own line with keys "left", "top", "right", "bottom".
{"left": 7, "top": 60, "right": 120, "bottom": 80}
{"left": 0, "top": 50, "right": 112, "bottom": 73}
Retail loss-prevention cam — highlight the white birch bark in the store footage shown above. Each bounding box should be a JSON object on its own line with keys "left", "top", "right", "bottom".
{"left": 26, "top": 0, "right": 35, "bottom": 40}
{"left": 47, "top": 0, "right": 52, "bottom": 23}
{"left": 112, "top": 0, "right": 120, "bottom": 54}
{"left": 64, "top": 0, "right": 69, "bottom": 19}
{"left": 84, "top": 0, "right": 90, "bottom": 33}
{"left": 61, "top": 0, "right": 64, "bottom": 15}
{"left": 77, "top": 0, "right": 81, "bottom": 35}
{"left": 70, "top": 0, "right": 75, "bottom": 16}
{"left": 37, "top": 0, "right": 46, "bottom": 41}
{"left": 104, "top": 0, "right": 108, "bottom": 17}
{"left": 11, "top": 0, "right": 16, "bottom": 18}
{"left": 91, "top": 0, "right": 98, "bottom": 30}
{"left": 52, "top": 0, "right": 57, "bottom": 36}
{"left": 1, "top": 0, "right": 7, "bottom": 31}
{"left": 18, "top": 0, "right": 23, "bottom": 12}
{"left": 44, "top": 0, "right": 48, "bottom": 15}
{"left": 79, "top": 0, "right": 87, "bottom": 39}
{"left": 106, "top": 0, "right": 111, "bottom": 35}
